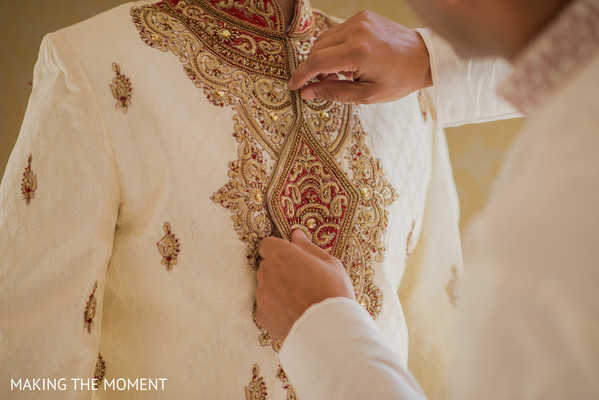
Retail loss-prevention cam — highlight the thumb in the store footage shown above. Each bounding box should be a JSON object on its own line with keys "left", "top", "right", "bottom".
{"left": 300, "top": 80, "right": 374, "bottom": 104}
{"left": 291, "top": 230, "right": 330, "bottom": 260}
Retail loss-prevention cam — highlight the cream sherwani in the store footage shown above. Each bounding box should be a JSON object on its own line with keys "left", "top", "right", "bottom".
{"left": 0, "top": 0, "right": 505, "bottom": 398}
{"left": 279, "top": 0, "right": 599, "bottom": 399}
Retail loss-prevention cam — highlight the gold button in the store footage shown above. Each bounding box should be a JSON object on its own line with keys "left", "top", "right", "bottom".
{"left": 306, "top": 218, "right": 317, "bottom": 229}
{"left": 254, "top": 191, "right": 263, "bottom": 203}
{"left": 319, "top": 111, "right": 330, "bottom": 121}
{"left": 216, "top": 90, "right": 225, "bottom": 97}
{"left": 219, "top": 29, "right": 232, "bottom": 40}
{"left": 360, "top": 186, "right": 372, "bottom": 200}
{"left": 268, "top": 112, "right": 279, "bottom": 122}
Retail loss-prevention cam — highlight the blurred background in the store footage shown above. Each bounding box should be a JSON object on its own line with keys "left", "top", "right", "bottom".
{"left": 0, "top": 0, "right": 522, "bottom": 231}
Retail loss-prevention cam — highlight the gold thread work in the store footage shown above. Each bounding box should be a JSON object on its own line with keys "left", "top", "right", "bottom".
{"left": 21, "top": 154, "right": 37, "bottom": 205}
{"left": 94, "top": 354, "right": 106, "bottom": 385}
{"left": 84, "top": 281, "right": 99, "bottom": 334}
{"left": 157, "top": 222, "right": 181, "bottom": 271}
{"left": 132, "top": 2, "right": 398, "bottom": 390}
{"left": 110, "top": 63, "right": 133, "bottom": 112}
{"left": 244, "top": 364, "right": 268, "bottom": 400}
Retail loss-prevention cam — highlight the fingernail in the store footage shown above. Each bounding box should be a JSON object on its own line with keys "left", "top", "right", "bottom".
{"left": 292, "top": 229, "right": 308, "bottom": 239}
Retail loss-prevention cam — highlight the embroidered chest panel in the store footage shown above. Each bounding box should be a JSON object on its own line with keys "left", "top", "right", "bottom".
{"left": 131, "top": 0, "right": 397, "bottom": 320}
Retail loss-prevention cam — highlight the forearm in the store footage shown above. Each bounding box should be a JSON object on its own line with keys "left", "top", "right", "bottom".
{"left": 279, "top": 298, "right": 427, "bottom": 400}
{"left": 417, "top": 29, "right": 521, "bottom": 127}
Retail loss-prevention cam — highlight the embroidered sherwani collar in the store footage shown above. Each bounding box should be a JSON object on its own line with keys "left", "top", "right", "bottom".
{"left": 142, "top": 0, "right": 315, "bottom": 80}
{"left": 499, "top": 0, "right": 599, "bottom": 114}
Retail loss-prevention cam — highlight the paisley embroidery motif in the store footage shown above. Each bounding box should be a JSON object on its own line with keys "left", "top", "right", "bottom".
{"left": 21, "top": 154, "right": 37, "bottom": 205}
{"left": 244, "top": 364, "right": 267, "bottom": 400}
{"left": 267, "top": 124, "right": 359, "bottom": 265}
{"left": 156, "top": 222, "right": 181, "bottom": 271}
{"left": 446, "top": 265, "right": 459, "bottom": 308}
{"left": 110, "top": 63, "right": 133, "bottom": 112}
{"left": 94, "top": 354, "right": 106, "bottom": 385}
{"left": 84, "top": 281, "right": 99, "bottom": 334}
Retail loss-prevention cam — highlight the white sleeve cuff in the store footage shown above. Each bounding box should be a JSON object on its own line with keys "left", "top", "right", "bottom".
{"left": 416, "top": 28, "right": 520, "bottom": 127}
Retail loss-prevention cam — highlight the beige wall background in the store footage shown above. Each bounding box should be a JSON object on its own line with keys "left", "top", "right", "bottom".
{"left": 0, "top": 0, "right": 521, "bottom": 231}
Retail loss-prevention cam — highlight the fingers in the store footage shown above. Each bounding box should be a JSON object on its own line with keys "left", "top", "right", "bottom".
{"left": 289, "top": 44, "right": 362, "bottom": 90}
{"left": 257, "top": 235, "right": 290, "bottom": 260}
{"left": 299, "top": 79, "right": 376, "bottom": 104}
{"left": 290, "top": 230, "right": 334, "bottom": 262}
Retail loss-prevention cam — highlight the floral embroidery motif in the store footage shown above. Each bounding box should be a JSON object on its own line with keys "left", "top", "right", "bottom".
{"left": 156, "top": 222, "right": 181, "bottom": 271}
{"left": 277, "top": 366, "right": 297, "bottom": 400}
{"left": 21, "top": 154, "right": 37, "bottom": 205}
{"left": 211, "top": 116, "right": 272, "bottom": 269}
{"left": 132, "top": 0, "right": 396, "bottom": 348}
{"left": 84, "top": 281, "right": 99, "bottom": 334}
{"left": 94, "top": 354, "right": 106, "bottom": 385}
{"left": 109, "top": 63, "right": 133, "bottom": 112}
{"left": 446, "top": 265, "right": 459, "bottom": 308}
{"left": 244, "top": 364, "right": 267, "bottom": 400}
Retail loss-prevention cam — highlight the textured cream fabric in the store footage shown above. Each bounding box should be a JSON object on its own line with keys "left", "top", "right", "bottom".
{"left": 0, "top": 1, "right": 463, "bottom": 398}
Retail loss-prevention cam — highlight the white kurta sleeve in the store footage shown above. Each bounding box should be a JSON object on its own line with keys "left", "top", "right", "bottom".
{"left": 0, "top": 32, "right": 119, "bottom": 398}
{"left": 416, "top": 29, "right": 520, "bottom": 127}
{"left": 398, "top": 123, "right": 463, "bottom": 398}
{"left": 279, "top": 297, "right": 427, "bottom": 400}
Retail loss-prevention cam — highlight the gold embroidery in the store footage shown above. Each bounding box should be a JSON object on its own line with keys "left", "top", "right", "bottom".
{"left": 84, "top": 281, "right": 99, "bottom": 334}
{"left": 252, "top": 301, "right": 281, "bottom": 352}
{"left": 446, "top": 265, "right": 459, "bottom": 308}
{"left": 94, "top": 354, "right": 106, "bottom": 385}
{"left": 244, "top": 364, "right": 267, "bottom": 400}
{"left": 211, "top": 115, "right": 272, "bottom": 270}
{"left": 132, "top": 0, "right": 397, "bottom": 336}
{"left": 277, "top": 366, "right": 297, "bottom": 400}
{"left": 110, "top": 63, "right": 133, "bottom": 112}
{"left": 267, "top": 125, "right": 360, "bottom": 266}
{"left": 345, "top": 116, "right": 398, "bottom": 317}
{"left": 21, "top": 154, "right": 37, "bottom": 205}
{"left": 157, "top": 222, "right": 181, "bottom": 271}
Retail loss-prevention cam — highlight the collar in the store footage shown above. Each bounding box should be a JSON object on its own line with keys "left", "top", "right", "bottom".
{"left": 498, "top": 0, "right": 599, "bottom": 114}
{"left": 150, "top": 0, "right": 316, "bottom": 79}
{"left": 157, "top": 0, "right": 315, "bottom": 39}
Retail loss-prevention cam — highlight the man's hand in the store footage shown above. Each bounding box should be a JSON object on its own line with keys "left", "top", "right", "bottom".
{"left": 255, "top": 230, "right": 356, "bottom": 341}
{"left": 289, "top": 11, "right": 432, "bottom": 104}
